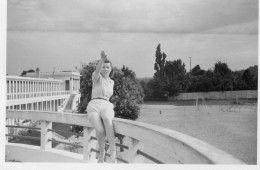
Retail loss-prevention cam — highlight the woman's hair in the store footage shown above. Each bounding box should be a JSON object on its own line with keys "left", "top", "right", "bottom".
{"left": 104, "top": 59, "right": 114, "bottom": 78}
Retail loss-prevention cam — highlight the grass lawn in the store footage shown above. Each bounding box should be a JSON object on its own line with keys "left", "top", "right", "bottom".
{"left": 137, "top": 100, "right": 257, "bottom": 164}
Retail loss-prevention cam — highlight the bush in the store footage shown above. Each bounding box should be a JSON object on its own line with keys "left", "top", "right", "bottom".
{"left": 110, "top": 68, "right": 144, "bottom": 120}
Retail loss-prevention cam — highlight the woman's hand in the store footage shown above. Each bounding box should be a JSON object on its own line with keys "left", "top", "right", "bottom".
{"left": 101, "top": 51, "right": 107, "bottom": 61}
{"left": 92, "top": 50, "right": 109, "bottom": 79}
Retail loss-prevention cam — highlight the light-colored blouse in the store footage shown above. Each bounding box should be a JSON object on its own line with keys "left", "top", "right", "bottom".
{"left": 91, "top": 72, "right": 114, "bottom": 100}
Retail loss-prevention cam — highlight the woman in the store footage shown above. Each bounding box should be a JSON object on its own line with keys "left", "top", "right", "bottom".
{"left": 86, "top": 51, "right": 116, "bottom": 163}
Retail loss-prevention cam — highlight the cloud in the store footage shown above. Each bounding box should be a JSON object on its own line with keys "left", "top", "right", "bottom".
{"left": 7, "top": 0, "right": 258, "bottom": 34}
{"left": 204, "top": 20, "right": 258, "bottom": 35}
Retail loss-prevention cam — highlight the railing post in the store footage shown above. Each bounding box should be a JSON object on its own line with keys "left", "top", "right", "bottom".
{"left": 83, "top": 127, "right": 97, "bottom": 161}
{"left": 41, "top": 121, "right": 52, "bottom": 150}
{"left": 125, "top": 137, "right": 144, "bottom": 163}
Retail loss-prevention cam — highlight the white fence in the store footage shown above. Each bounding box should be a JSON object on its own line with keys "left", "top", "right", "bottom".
{"left": 170, "top": 90, "right": 258, "bottom": 101}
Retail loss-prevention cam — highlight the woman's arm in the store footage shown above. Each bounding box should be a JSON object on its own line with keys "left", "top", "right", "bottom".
{"left": 93, "top": 51, "right": 107, "bottom": 79}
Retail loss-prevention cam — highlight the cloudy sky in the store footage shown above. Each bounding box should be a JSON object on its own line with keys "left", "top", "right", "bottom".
{"left": 6, "top": 0, "right": 258, "bottom": 78}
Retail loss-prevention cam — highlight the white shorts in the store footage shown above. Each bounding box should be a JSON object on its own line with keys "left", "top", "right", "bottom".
{"left": 86, "top": 99, "right": 114, "bottom": 120}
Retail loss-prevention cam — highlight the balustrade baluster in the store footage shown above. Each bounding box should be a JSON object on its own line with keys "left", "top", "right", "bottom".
{"left": 40, "top": 121, "right": 52, "bottom": 150}
{"left": 125, "top": 136, "right": 144, "bottom": 163}
{"left": 14, "top": 81, "right": 17, "bottom": 99}
{"left": 11, "top": 81, "right": 13, "bottom": 100}
{"left": 83, "top": 127, "right": 97, "bottom": 161}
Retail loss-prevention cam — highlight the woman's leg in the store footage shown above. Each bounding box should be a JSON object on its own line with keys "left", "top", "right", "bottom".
{"left": 100, "top": 107, "right": 116, "bottom": 163}
{"left": 88, "top": 112, "right": 106, "bottom": 163}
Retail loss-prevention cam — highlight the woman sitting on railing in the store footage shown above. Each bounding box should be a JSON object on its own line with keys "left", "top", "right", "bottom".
{"left": 86, "top": 51, "right": 116, "bottom": 163}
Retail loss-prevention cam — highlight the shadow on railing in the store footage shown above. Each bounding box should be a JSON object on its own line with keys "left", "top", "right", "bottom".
{"left": 5, "top": 110, "right": 245, "bottom": 164}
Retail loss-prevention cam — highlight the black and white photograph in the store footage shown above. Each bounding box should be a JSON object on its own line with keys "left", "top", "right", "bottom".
{"left": 2, "top": 0, "right": 259, "bottom": 169}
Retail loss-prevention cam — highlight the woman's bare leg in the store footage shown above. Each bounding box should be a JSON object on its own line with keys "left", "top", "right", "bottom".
{"left": 100, "top": 108, "right": 116, "bottom": 163}
{"left": 88, "top": 112, "right": 106, "bottom": 163}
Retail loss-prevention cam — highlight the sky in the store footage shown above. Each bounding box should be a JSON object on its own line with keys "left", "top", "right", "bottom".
{"left": 6, "top": 0, "right": 259, "bottom": 78}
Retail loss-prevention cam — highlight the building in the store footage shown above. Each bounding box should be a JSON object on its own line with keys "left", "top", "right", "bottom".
{"left": 6, "top": 68, "right": 81, "bottom": 125}
{"left": 25, "top": 68, "right": 80, "bottom": 95}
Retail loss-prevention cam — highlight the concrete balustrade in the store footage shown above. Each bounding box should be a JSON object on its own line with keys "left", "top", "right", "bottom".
{"left": 5, "top": 110, "right": 245, "bottom": 164}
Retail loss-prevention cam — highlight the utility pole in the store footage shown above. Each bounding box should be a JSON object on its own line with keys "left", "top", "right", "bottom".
{"left": 189, "top": 57, "right": 191, "bottom": 72}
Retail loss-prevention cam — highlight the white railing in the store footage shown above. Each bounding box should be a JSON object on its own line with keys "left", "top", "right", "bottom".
{"left": 7, "top": 75, "right": 69, "bottom": 101}
{"left": 7, "top": 91, "right": 71, "bottom": 100}
{"left": 5, "top": 110, "right": 245, "bottom": 164}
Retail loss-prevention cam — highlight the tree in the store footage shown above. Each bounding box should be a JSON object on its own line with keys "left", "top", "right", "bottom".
{"left": 110, "top": 68, "right": 143, "bottom": 120}
{"left": 203, "top": 69, "right": 216, "bottom": 91}
{"left": 231, "top": 71, "right": 247, "bottom": 90}
{"left": 163, "top": 59, "right": 187, "bottom": 96}
{"left": 154, "top": 44, "right": 166, "bottom": 78}
{"left": 191, "top": 65, "right": 205, "bottom": 76}
{"left": 213, "top": 61, "right": 232, "bottom": 91}
{"left": 214, "top": 61, "right": 231, "bottom": 77}
{"left": 187, "top": 67, "right": 215, "bottom": 92}
{"left": 148, "top": 44, "right": 168, "bottom": 99}
{"left": 148, "top": 44, "right": 189, "bottom": 98}
{"left": 139, "top": 80, "right": 153, "bottom": 98}
{"left": 147, "top": 77, "right": 168, "bottom": 99}
{"left": 121, "top": 65, "right": 136, "bottom": 79}
{"left": 187, "top": 73, "right": 214, "bottom": 92}
{"left": 242, "top": 68, "right": 257, "bottom": 90}
{"left": 77, "top": 61, "right": 97, "bottom": 113}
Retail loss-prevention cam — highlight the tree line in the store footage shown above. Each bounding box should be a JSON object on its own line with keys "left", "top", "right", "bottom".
{"left": 140, "top": 44, "right": 258, "bottom": 99}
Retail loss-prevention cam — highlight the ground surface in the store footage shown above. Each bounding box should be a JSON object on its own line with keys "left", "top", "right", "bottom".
{"left": 136, "top": 101, "right": 257, "bottom": 164}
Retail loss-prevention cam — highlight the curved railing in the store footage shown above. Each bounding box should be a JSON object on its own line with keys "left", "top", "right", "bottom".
{"left": 5, "top": 110, "right": 244, "bottom": 164}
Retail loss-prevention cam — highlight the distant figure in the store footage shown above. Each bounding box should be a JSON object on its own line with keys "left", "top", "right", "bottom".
{"left": 86, "top": 51, "right": 116, "bottom": 163}
{"left": 160, "top": 110, "right": 162, "bottom": 115}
